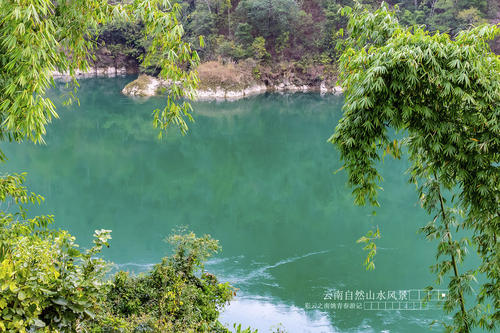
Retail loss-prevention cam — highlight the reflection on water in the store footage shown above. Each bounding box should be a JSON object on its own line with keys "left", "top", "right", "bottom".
{"left": 220, "top": 297, "right": 335, "bottom": 333}
{"left": 0, "top": 77, "right": 454, "bottom": 332}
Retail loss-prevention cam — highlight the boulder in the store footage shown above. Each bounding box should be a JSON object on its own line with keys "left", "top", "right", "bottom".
{"left": 122, "top": 75, "right": 168, "bottom": 97}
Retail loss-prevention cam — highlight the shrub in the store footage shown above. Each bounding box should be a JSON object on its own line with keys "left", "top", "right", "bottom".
{"left": 215, "top": 35, "right": 250, "bottom": 61}
{"left": 93, "top": 232, "right": 233, "bottom": 332}
{"left": 251, "top": 37, "right": 270, "bottom": 63}
{"left": 0, "top": 174, "right": 234, "bottom": 332}
{"left": 0, "top": 174, "right": 111, "bottom": 332}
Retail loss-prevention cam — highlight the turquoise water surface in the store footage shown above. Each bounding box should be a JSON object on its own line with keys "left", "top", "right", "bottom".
{"left": 1, "top": 77, "right": 453, "bottom": 332}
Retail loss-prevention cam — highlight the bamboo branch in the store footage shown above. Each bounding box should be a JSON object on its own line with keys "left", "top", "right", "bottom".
{"left": 435, "top": 174, "right": 469, "bottom": 331}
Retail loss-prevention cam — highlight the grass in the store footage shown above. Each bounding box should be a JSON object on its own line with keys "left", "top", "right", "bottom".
{"left": 197, "top": 61, "right": 259, "bottom": 91}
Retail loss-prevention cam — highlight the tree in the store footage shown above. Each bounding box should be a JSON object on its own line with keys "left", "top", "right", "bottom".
{"left": 330, "top": 2, "right": 499, "bottom": 332}
{"left": 320, "top": 0, "right": 350, "bottom": 60}
{"left": 235, "top": 23, "right": 254, "bottom": 48}
{"left": 186, "top": 2, "right": 218, "bottom": 59}
{"left": 457, "top": 7, "right": 484, "bottom": 30}
{"left": 87, "top": 231, "right": 233, "bottom": 332}
{"left": 251, "top": 36, "right": 271, "bottom": 62}
{"left": 236, "top": 0, "right": 300, "bottom": 41}
{"left": 0, "top": 0, "right": 200, "bottom": 145}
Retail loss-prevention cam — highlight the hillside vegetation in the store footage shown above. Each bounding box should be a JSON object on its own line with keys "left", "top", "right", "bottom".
{"left": 94, "top": 0, "right": 500, "bottom": 77}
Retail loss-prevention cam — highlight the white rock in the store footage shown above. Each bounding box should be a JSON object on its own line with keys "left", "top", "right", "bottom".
{"left": 195, "top": 84, "right": 268, "bottom": 101}
{"left": 122, "top": 75, "right": 168, "bottom": 97}
{"left": 52, "top": 66, "right": 127, "bottom": 80}
{"left": 320, "top": 81, "right": 328, "bottom": 94}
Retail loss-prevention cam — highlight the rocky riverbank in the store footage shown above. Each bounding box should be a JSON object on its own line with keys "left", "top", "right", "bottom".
{"left": 120, "top": 74, "right": 342, "bottom": 100}
{"left": 52, "top": 66, "right": 128, "bottom": 81}
{"left": 120, "top": 61, "right": 342, "bottom": 100}
{"left": 51, "top": 46, "right": 139, "bottom": 81}
{"left": 51, "top": 58, "right": 343, "bottom": 100}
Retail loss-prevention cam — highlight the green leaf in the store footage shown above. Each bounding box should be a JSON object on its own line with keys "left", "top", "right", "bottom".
{"left": 52, "top": 298, "right": 68, "bottom": 306}
{"left": 33, "top": 318, "right": 45, "bottom": 327}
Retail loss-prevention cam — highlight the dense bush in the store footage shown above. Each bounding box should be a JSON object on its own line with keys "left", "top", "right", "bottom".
{"left": 90, "top": 232, "right": 233, "bottom": 332}
{"left": 0, "top": 174, "right": 234, "bottom": 332}
{"left": 0, "top": 174, "right": 111, "bottom": 332}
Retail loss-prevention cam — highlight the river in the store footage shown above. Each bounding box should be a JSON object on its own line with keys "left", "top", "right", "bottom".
{"left": 1, "top": 77, "right": 449, "bottom": 332}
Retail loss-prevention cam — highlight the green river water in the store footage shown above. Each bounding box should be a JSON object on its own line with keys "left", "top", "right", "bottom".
{"left": 1, "top": 77, "right": 454, "bottom": 332}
